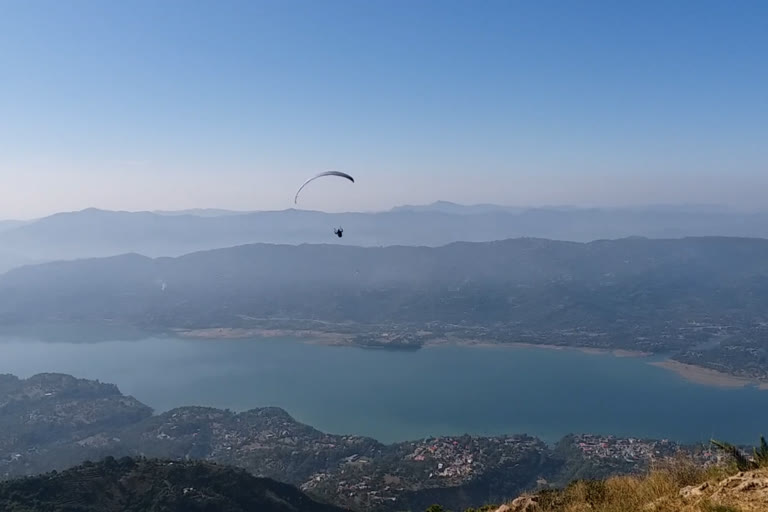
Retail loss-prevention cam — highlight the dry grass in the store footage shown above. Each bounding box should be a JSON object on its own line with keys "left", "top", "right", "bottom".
{"left": 526, "top": 456, "right": 741, "bottom": 512}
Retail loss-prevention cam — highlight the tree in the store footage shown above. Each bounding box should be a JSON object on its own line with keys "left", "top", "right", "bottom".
{"left": 711, "top": 436, "right": 768, "bottom": 470}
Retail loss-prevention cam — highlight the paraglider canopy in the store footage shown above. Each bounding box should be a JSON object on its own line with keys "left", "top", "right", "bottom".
{"left": 294, "top": 171, "right": 355, "bottom": 204}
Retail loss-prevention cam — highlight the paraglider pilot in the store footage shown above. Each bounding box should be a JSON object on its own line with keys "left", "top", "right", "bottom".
{"left": 293, "top": 170, "right": 354, "bottom": 241}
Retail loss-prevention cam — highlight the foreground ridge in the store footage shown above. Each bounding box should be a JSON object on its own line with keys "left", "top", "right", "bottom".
{"left": 0, "top": 456, "right": 349, "bottom": 512}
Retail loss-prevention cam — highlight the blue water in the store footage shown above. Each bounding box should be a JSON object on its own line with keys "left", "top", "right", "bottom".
{"left": 0, "top": 336, "right": 765, "bottom": 445}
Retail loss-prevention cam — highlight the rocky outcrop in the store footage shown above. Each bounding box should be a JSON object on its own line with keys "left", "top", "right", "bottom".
{"left": 679, "top": 470, "right": 768, "bottom": 511}
{"left": 498, "top": 468, "right": 768, "bottom": 512}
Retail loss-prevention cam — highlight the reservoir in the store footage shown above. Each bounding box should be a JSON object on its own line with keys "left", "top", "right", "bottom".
{"left": 0, "top": 335, "right": 766, "bottom": 445}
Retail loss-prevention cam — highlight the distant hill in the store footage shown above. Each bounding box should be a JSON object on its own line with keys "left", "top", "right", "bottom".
{"left": 151, "top": 208, "right": 252, "bottom": 217}
{"left": 0, "top": 236, "right": 767, "bottom": 379}
{"left": 1, "top": 204, "right": 768, "bottom": 273}
{"left": 0, "top": 457, "right": 349, "bottom": 512}
{"left": 2, "top": 235, "right": 768, "bottom": 325}
{"left": 390, "top": 201, "right": 525, "bottom": 215}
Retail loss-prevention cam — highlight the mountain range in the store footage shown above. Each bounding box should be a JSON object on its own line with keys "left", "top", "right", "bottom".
{"left": 1, "top": 202, "right": 768, "bottom": 274}
{"left": 2, "top": 235, "right": 767, "bottom": 323}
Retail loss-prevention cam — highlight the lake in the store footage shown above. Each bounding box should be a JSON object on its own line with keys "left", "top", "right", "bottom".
{"left": 1, "top": 335, "right": 766, "bottom": 445}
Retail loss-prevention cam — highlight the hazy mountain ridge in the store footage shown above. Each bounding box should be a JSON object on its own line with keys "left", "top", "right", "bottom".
{"left": 3, "top": 235, "right": 768, "bottom": 315}
{"left": 390, "top": 201, "right": 525, "bottom": 215}
{"left": 2, "top": 204, "right": 768, "bottom": 273}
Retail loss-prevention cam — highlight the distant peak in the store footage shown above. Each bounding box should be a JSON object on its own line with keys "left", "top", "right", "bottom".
{"left": 390, "top": 201, "right": 523, "bottom": 215}
{"left": 75, "top": 207, "right": 110, "bottom": 214}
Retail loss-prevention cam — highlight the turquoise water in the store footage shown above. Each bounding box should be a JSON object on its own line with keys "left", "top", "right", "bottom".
{"left": 0, "top": 336, "right": 766, "bottom": 445}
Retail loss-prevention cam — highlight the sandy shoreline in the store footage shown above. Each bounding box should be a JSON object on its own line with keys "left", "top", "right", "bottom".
{"left": 650, "top": 360, "right": 768, "bottom": 390}
{"left": 516, "top": 343, "right": 651, "bottom": 358}
{"left": 424, "top": 338, "right": 651, "bottom": 358}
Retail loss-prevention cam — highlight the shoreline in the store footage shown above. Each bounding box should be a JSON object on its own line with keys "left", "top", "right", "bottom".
{"left": 178, "top": 328, "right": 651, "bottom": 358}
{"left": 498, "top": 342, "right": 651, "bottom": 359}
{"left": 174, "top": 327, "right": 355, "bottom": 344}
{"left": 175, "top": 327, "right": 766, "bottom": 391}
{"left": 423, "top": 338, "right": 652, "bottom": 358}
{"left": 650, "top": 360, "right": 768, "bottom": 391}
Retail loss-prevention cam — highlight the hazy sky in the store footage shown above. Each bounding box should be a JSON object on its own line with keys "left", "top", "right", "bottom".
{"left": 1, "top": 0, "right": 766, "bottom": 218}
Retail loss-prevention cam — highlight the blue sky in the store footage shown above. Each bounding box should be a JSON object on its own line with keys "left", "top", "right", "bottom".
{"left": 1, "top": 0, "right": 766, "bottom": 217}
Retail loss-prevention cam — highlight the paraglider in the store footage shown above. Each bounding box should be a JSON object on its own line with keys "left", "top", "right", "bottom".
{"left": 294, "top": 171, "right": 355, "bottom": 239}
{"left": 294, "top": 170, "right": 354, "bottom": 204}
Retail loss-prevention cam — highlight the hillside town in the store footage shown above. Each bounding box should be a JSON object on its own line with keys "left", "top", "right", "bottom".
{"left": 301, "top": 435, "right": 549, "bottom": 510}
{"left": 565, "top": 434, "right": 724, "bottom": 469}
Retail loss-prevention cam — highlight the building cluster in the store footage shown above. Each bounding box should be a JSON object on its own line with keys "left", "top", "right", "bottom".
{"left": 572, "top": 434, "right": 678, "bottom": 463}
{"left": 571, "top": 434, "right": 724, "bottom": 466}
{"left": 302, "top": 435, "right": 546, "bottom": 507}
